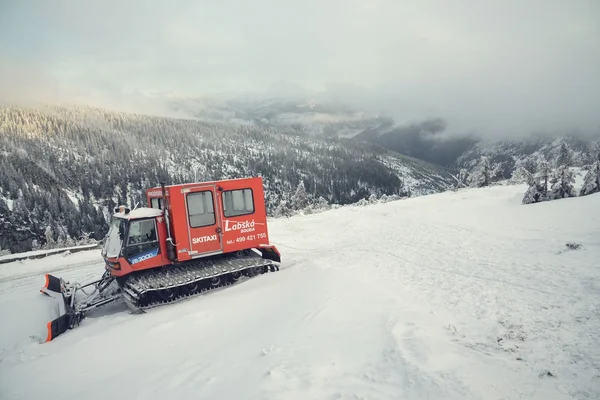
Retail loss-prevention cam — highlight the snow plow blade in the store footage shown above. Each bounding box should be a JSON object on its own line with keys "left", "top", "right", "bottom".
{"left": 40, "top": 274, "right": 82, "bottom": 342}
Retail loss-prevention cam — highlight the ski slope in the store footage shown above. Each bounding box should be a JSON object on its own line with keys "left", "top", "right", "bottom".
{"left": 1, "top": 184, "right": 599, "bottom": 399}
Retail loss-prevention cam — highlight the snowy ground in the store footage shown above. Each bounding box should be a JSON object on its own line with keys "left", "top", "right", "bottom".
{"left": 0, "top": 243, "right": 99, "bottom": 265}
{"left": 0, "top": 184, "right": 598, "bottom": 399}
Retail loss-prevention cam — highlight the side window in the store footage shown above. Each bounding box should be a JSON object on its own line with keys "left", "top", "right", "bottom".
{"left": 150, "top": 198, "right": 162, "bottom": 209}
{"left": 187, "top": 191, "right": 216, "bottom": 227}
{"left": 222, "top": 188, "right": 254, "bottom": 217}
{"left": 127, "top": 219, "right": 157, "bottom": 245}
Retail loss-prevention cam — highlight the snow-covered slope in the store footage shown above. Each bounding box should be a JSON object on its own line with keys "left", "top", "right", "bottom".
{"left": 1, "top": 185, "right": 598, "bottom": 399}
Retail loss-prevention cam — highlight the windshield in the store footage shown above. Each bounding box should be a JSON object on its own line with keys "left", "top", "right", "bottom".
{"left": 103, "top": 218, "right": 127, "bottom": 258}
{"left": 127, "top": 219, "right": 157, "bottom": 245}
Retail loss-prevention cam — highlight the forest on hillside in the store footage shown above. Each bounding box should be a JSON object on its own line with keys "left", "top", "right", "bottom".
{"left": 0, "top": 104, "right": 449, "bottom": 253}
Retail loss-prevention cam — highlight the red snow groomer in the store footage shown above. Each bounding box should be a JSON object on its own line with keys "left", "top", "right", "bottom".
{"left": 40, "top": 176, "right": 281, "bottom": 342}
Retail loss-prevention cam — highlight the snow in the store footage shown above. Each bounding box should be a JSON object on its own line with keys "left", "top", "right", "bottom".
{"left": 64, "top": 189, "right": 81, "bottom": 209}
{"left": 0, "top": 192, "right": 14, "bottom": 211}
{"left": 0, "top": 244, "right": 99, "bottom": 265}
{"left": 0, "top": 248, "right": 102, "bottom": 282}
{"left": 114, "top": 207, "right": 163, "bottom": 220}
{"left": 1, "top": 184, "right": 599, "bottom": 399}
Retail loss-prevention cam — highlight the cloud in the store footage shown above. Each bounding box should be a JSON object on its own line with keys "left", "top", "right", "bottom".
{"left": 1, "top": 0, "right": 598, "bottom": 137}
{"left": 0, "top": 62, "right": 59, "bottom": 106}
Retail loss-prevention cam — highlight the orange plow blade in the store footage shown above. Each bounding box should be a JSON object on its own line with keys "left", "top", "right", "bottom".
{"left": 39, "top": 274, "right": 81, "bottom": 342}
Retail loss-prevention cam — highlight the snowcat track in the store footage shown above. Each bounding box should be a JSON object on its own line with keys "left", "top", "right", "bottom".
{"left": 121, "top": 252, "right": 278, "bottom": 311}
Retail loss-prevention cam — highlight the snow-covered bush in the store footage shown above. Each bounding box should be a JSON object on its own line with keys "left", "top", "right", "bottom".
{"left": 378, "top": 194, "right": 402, "bottom": 203}
{"left": 272, "top": 191, "right": 406, "bottom": 219}
{"left": 273, "top": 200, "right": 293, "bottom": 218}
{"left": 313, "top": 196, "right": 330, "bottom": 211}
{"left": 0, "top": 245, "right": 11, "bottom": 256}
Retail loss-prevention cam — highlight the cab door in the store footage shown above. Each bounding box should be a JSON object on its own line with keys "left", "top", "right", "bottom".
{"left": 184, "top": 185, "right": 223, "bottom": 257}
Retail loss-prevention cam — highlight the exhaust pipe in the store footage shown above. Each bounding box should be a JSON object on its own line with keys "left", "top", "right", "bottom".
{"left": 160, "top": 182, "right": 177, "bottom": 261}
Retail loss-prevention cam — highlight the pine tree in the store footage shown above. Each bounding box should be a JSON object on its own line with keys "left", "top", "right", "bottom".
{"left": 521, "top": 169, "right": 547, "bottom": 205}
{"left": 520, "top": 158, "right": 537, "bottom": 175}
{"left": 579, "top": 152, "right": 600, "bottom": 196}
{"left": 469, "top": 157, "right": 492, "bottom": 187}
{"left": 290, "top": 180, "right": 310, "bottom": 210}
{"left": 452, "top": 169, "right": 469, "bottom": 189}
{"left": 548, "top": 165, "right": 576, "bottom": 200}
{"left": 490, "top": 163, "right": 505, "bottom": 182}
{"left": 522, "top": 182, "right": 547, "bottom": 204}
{"left": 44, "top": 225, "right": 55, "bottom": 249}
{"left": 536, "top": 157, "right": 552, "bottom": 196}
{"left": 556, "top": 141, "right": 572, "bottom": 168}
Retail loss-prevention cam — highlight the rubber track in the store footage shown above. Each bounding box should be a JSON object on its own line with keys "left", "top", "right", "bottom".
{"left": 121, "top": 252, "right": 279, "bottom": 311}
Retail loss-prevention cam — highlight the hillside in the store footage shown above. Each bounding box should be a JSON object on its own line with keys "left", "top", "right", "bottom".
{"left": 0, "top": 104, "right": 453, "bottom": 253}
{"left": 1, "top": 184, "right": 598, "bottom": 399}
{"left": 455, "top": 135, "right": 600, "bottom": 173}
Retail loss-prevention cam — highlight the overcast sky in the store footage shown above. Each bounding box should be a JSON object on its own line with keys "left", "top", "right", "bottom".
{"left": 1, "top": 0, "right": 599, "bottom": 137}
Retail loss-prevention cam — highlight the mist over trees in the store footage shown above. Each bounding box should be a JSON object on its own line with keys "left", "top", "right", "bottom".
{"left": 354, "top": 118, "right": 479, "bottom": 167}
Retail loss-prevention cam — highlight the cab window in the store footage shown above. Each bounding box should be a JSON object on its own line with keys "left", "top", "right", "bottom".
{"left": 222, "top": 188, "right": 254, "bottom": 217}
{"left": 187, "top": 191, "right": 216, "bottom": 227}
{"left": 127, "top": 219, "right": 157, "bottom": 245}
{"left": 150, "top": 198, "right": 162, "bottom": 209}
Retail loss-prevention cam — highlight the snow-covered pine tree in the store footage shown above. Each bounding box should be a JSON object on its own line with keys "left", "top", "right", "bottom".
{"left": 521, "top": 168, "right": 547, "bottom": 205}
{"left": 31, "top": 239, "right": 41, "bottom": 251}
{"left": 44, "top": 225, "right": 55, "bottom": 249}
{"left": 290, "top": 180, "right": 310, "bottom": 210}
{"left": 536, "top": 157, "right": 552, "bottom": 196}
{"left": 548, "top": 165, "right": 576, "bottom": 200}
{"left": 452, "top": 169, "right": 469, "bottom": 189}
{"left": 490, "top": 163, "right": 505, "bottom": 182}
{"left": 556, "top": 141, "right": 572, "bottom": 168}
{"left": 519, "top": 157, "right": 537, "bottom": 175}
{"left": 313, "top": 196, "right": 330, "bottom": 211}
{"left": 469, "top": 157, "right": 492, "bottom": 187}
{"left": 579, "top": 152, "right": 600, "bottom": 196}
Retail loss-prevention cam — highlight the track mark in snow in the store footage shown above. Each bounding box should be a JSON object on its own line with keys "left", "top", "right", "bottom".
{"left": 301, "top": 295, "right": 336, "bottom": 324}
